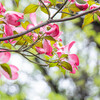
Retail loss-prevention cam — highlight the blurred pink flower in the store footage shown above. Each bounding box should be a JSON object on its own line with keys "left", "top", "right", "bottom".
{"left": 0, "top": 51, "right": 19, "bottom": 80}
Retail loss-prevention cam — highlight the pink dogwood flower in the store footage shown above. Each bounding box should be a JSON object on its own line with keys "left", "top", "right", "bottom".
{"left": 0, "top": 2, "right": 6, "bottom": 14}
{"left": 0, "top": 51, "right": 19, "bottom": 80}
{"left": 55, "top": 41, "right": 79, "bottom": 74}
{"left": 75, "top": 0, "right": 89, "bottom": 11}
{"left": 5, "top": 11, "right": 24, "bottom": 26}
{"left": 36, "top": 39, "right": 52, "bottom": 56}
{"left": 45, "top": 24, "right": 60, "bottom": 37}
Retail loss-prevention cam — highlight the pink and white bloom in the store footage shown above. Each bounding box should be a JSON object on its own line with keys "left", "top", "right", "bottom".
{"left": 5, "top": 11, "right": 24, "bottom": 26}
{"left": 0, "top": 2, "right": 6, "bottom": 14}
{"left": 0, "top": 51, "right": 19, "bottom": 80}
{"left": 55, "top": 41, "right": 79, "bottom": 74}
{"left": 45, "top": 24, "right": 60, "bottom": 37}
{"left": 75, "top": 1, "right": 89, "bottom": 11}
{"left": 36, "top": 39, "right": 52, "bottom": 56}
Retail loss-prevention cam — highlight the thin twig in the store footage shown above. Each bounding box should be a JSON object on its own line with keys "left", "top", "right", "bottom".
{"left": 50, "top": 0, "right": 68, "bottom": 19}
{"left": 26, "top": 51, "right": 57, "bottom": 63}
{"left": 20, "top": 53, "right": 49, "bottom": 66}
{"left": 39, "top": 0, "right": 50, "bottom": 19}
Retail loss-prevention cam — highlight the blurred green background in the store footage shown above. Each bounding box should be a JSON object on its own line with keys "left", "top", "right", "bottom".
{"left": 0, "top": 0, "right": 100, "bottom": 100}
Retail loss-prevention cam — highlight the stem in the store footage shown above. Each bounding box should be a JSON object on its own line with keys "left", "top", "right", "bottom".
{"left": 51, "top": 0, "right": 68, "bottom": 19}
{"left": 39, "top": 0, "right": 50, "bottom": 19}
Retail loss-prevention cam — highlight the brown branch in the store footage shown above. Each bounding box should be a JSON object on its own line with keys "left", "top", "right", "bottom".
{"left": 0, "top": 7, "right": 100, "bottom": 41}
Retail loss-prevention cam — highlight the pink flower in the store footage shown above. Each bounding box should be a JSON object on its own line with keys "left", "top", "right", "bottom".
{"left": 75, "top": 1, "right": 89, "bottom": 11}
{"left": 55, "top": 41, "right": 79, "bottom": 74}
{"left": 0, "top": 51, "right": 19, "bottom": 80}
{"left": 30, "top": 13, "right": 61, "bottom": 39}
{"left": 36, "top": 39, "right": 52, "bottom": 56}
{"left": 0, "top": 2, "right": 6, "bottom": 14}
{"left": 5, "top": 11, "right": 24, "bottom": 26}
{"left": 45, "top": 24, "right": 60, "bottom": 37}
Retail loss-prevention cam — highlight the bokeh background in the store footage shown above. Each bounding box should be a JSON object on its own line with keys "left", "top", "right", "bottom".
{"left": 0, "top": 0, "right": 100, "bottom": 100}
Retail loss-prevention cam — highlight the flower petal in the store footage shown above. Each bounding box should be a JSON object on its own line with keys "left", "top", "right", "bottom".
{"left": 43, "top": 39, "right": 52, "bottom": 56}
{"left": 0, "top": 51, "right": 11, "bottom": 64}
{"left": 30, "top": 13, "right": 37, "bottom": 26}
{"left": 36, "top": 47, "right": 45, "bottom": 54}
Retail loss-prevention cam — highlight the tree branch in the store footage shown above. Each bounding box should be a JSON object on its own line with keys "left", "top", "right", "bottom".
{"left": 0, "top": 7, "right": 100, "bottom": 41}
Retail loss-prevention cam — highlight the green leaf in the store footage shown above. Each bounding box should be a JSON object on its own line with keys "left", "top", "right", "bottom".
{"left": 14, "top": 0, "right": 20, "bottom": 6}
{"left": 60, "top": 54, "right": 68, "bottom": 59}
{"left": 69, "top": 3, "right": 81, "bottom": 12}
{"left": 61, "top": 8, "right": 70, "bottom": 18}
{"left": 49, "top": 0, "right": 56, "bottom": 6}
{"left": 61, "top": 61, "right": 72, "bottom": 71}
{"left": 24, "top": 4, "right": 39, "bottom": 14}
{"left": 82, "top": 13, "right": 94, "bottom": 28}
{"left": 34, "top": 28, "right": 40, "bottom": 34}
{"left": 21, "top": 21, "right": 30, "bottom": 29}
{"left": 40, "top": 6, "right": 48, "bottom": 14}
{"left": 1, "top": 63, "right": 12, "bottom": 78}
{"left": 49, "top": 63, "right": 57, "bottom": 67}
{"left": 44, "top": 36, "right": 56, "bottom": 42}
{"left": 76, "top": 0, "right": 86, "bottom": 4}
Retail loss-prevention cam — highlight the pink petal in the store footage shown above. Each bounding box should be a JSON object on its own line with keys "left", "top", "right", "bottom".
{"left": 75, "top": 2, "right": 89, "bottom": 11}
{"left": 68, "top": 54, "right": 79, "bottom": 66}
{"left": 14, "top": 27, "right": 26, "bottom": 33}
{"left": 4, "top": 24, "right": 13, "bottom": 36}
{"left": 36, "top": 47, "right": 46, "bottom": 54}
{"left": 0, "top": 65, "right": 19, "bottom": 80}
{"left": 66, "top": 41, "right": 75, "bottom": 52}
{"left": 0, "top": 51, "right": 11, "bottom": 64}
{"left": 43, "top": 39, "right": 52, "bottom": 56}
{"left": 6, "top": 11, "right": 24, "bottom": 19}
{"left": 30, "top": 13, "right": 37, "bottom": 26}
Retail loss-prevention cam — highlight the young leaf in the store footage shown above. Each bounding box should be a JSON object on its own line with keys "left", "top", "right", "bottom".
{"left": 44, "top": 36, "right": 56, "bottom": 42}
{"left": 82, "top": 13, "right": 94, "bottom": 28}
{"left": 49, "top": 0, "right": 56, "bottom": 6}
{"left": 61, "top": 61, "right": 72, "bottom": 71}
{"left": 21, "top": 21, "right": 30, "bottom": 29}
{"left": 61, "top": 8, "right": 70, "bottom": 18}
{"left": 1, "top": 63, "right": 12, "bottom": 78}
{"left": 24, "top": 4, "right": 39, "bottom": 14}
{"left": 49, "top": 63, "right": 57, "bottom": 67}
{"left": 40, "top": 6, "right": 48, "bottom": 14}
{"left": 60, "top": 54, "right": 68, "bottom": 59}
{"left": 15, "top": 0, "right": 20, "bottom": 6}
{"left": 69, "top": 3, "right": 81, "bottom": 12}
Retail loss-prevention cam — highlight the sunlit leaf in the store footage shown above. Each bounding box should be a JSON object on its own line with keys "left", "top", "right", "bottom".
{"left": 82, "top": 13, "right": 94, "bottom": 28}
{"left": 1, "top": 63, "right": 12, "bottom": 78}
{"left": 61, "top": 61, "right": 72, "bottom": 71}
{"left": 24, "top": 4, "right": 39, "bottom": 14}
{"left": 44, "top": 36, "right": 56, "bottom": 42}
{"left": 69, "top": 3, "right": 81, "bottom": 12}
{"left": 40, "top": 6, "right": 48, "bottom": 14}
